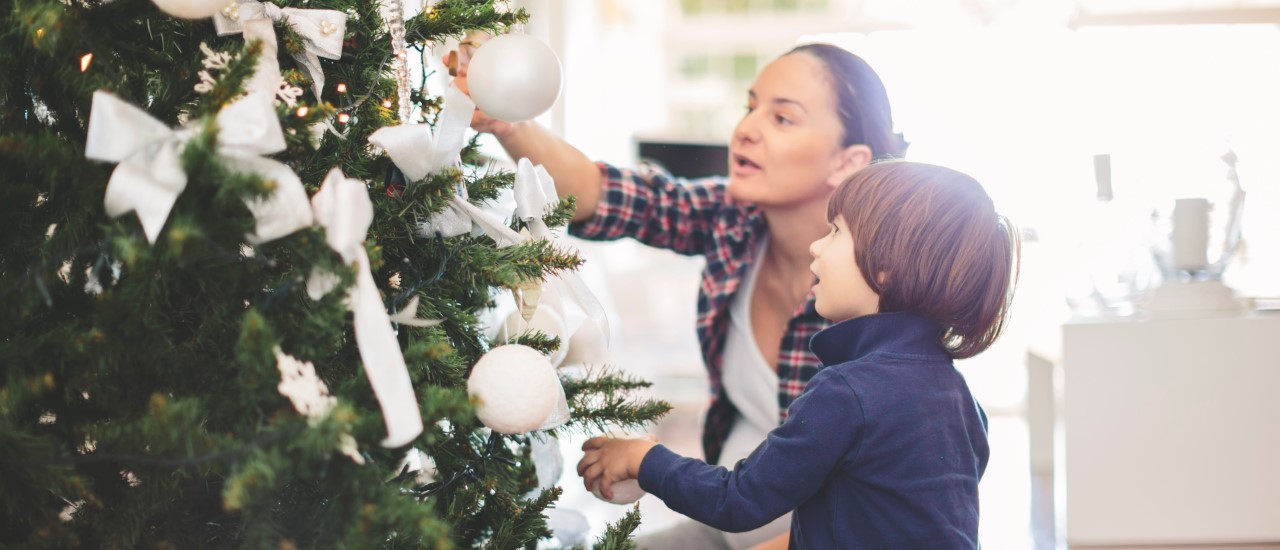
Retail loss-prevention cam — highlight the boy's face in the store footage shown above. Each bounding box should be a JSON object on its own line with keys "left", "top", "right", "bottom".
{"left": 808, "top": 215, "right": 880, "bottom": 323}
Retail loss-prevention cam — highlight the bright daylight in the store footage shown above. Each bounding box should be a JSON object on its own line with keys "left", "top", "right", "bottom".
{"left": 2, "top": 0, "right": 1277, "bottom": 549}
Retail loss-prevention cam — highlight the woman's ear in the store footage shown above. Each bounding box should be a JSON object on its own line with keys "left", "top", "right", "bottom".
{"left": 826, "top": 144, "right": 873, "bottom": 188}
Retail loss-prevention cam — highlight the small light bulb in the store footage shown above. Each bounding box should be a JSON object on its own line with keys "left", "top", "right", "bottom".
{"left": 337, "top": 113, "right": 350, "bottom": 124}
{"left": 79, "top": 53, "right": 93, "bottom": 72}
{"left": 382, "top": 100, "right": 393, "bottom": 108}
{"left": 336, "top": 83, "right": 347, "bottom": 93}
{"left": 36, "top": 28, "right": 45, "bottom": 39}
{"left": 296, "top": 106, "right": 309, "bottom": 117}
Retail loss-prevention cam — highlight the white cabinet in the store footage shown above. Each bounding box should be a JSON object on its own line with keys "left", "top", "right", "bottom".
{"left": 1063, "top": 313, "right": 1280, "bottom": 546}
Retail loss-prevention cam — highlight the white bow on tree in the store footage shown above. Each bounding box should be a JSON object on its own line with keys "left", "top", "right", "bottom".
{"left": 84, "top": 90, "right": 313, "bottom": 244}
{"left": 368, "top": 84, "right": 473, "bottom": 182}
{"left": 513, "top": 158, "right": 558, "bottom": 238}
{"left": 369, "top": 84, "right": 481, "bottom": 239}
{"left": 213, "top": 0, "right": 346, "bottom": 99}
{"left": 308, "top": 168, "right": 424, "bottom": 448}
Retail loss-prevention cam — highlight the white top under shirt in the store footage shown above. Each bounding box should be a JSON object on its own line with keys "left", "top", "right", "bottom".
{"left": 716, "top": 237, "right": 792, "bottom": 549}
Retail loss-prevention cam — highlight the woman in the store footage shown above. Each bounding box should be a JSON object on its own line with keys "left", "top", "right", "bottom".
{"left": 456, "top": 42, "right": 907, "bottom": 549}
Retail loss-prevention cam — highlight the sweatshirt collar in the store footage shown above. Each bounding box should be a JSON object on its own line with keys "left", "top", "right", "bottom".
{"left": 810, "top": 312, "right": 949, "bottom": 366}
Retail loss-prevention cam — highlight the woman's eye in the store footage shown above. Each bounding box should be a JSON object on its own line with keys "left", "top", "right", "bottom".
{"left": 744, "top": 104, "right": 755, "bottom": 114}
{"left": 775, "top": 115, "right": 792, "bottom": 125}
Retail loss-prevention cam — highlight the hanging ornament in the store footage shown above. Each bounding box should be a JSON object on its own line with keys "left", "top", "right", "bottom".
{"left": 497, "top": 304, "right": 568, "bottom": 367}
{"left": 529, "top": 434, "right": 563, "bottom": 490}
{"left": 275, "top": 347, "right": 365, "bottom": 465}
{"left": 523, "top": 433, "right": 589, "bottom": 544}
{"left": 465, "top": 33, "right": 563, "bottom": 122}
{"left": 274, "top": 346, "right": 336, "bottom": 418}
{"left": 545, "top": 509, "right": 590, "bottom": 547}
{"left": 152, "top": 0, "right": 224, "bottom": 19}
{"left": 561, "top": 319, "right": 608, "bottom": 367}
{"left": 511, "top": 254, "right": 542, "bottom": 322}
{"left": 587, "top": 432, "right": 650, "bottom": 504}
{"left": 379, "top": 0, "right": 412, "bottom": 122}
{"left": 591, "top": 478, "right": 646, "bottom": 505}
{"left": 466, "top": 344, "right": 563, "bottom": 434}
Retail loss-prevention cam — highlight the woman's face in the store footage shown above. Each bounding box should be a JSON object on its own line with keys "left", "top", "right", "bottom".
{"left": 727, "top": 53, "right": 853, "bottom": 208}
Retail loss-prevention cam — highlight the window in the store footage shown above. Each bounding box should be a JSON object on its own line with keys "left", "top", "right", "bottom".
{"left": 732, "top": 53, "right": 756, "bottom": 82}
{"left": 680, "top": 54, "right": 711, "bottom": 78}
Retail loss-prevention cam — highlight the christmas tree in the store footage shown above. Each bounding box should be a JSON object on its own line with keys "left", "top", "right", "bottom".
{"left": 0, "top": 0, "right": 666, "bottom": 547}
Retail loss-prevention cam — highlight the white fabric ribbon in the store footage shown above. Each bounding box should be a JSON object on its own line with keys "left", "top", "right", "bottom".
{"left": 85, "top": 90, "right": 313, "bottom": 244}
{"left": 511, "top": 159, "right": 611, "bottom": 348}
{"left": 369, "top": 84, "right": 477, "bottom": 239}
{"left": 308, "top": 168, "right": 423, "bottom": 448}
{"left": 213, "top": 0, "right": 346, "bottom": 99}
{"left": 513, "top": 158, "right": 558, "bottom": 238}
{"left": 368, "top": 84, "right": 473, "bottom": 182}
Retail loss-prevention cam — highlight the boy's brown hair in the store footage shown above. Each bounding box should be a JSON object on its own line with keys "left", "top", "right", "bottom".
{"left": 826, "top": 161, "right": 1020, "bottom": 359}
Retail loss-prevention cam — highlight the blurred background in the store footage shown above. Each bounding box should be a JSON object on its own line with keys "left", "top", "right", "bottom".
{"left": 430, "top": 1, "right": 1280, "bottom": 548}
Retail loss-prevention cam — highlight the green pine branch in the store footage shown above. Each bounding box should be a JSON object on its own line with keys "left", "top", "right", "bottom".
{"left": 556, "top": 367, "right": 672, "bottom": 437}
{"left": 589, "top": 504, "right": 643, "bottom": 550}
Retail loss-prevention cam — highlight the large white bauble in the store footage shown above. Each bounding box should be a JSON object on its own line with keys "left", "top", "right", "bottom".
{"left": 151, "top": 0, "right": 224, "bottom": 19}
{"left": 590, "top": 478, "right": 646, "bottom": 505}
{"left": 467, "top": 345, "right": 560, "bottom": 434}
{"left": 466, "top": 33, "right": 563, "bottom": 122}
{"left": 498, "top": 306, "right": 568, "bottom": 366}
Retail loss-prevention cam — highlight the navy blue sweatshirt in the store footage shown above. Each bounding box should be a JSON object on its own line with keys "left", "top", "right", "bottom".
{"left": 638, "top": 312, "right": 989, "bottom": 549}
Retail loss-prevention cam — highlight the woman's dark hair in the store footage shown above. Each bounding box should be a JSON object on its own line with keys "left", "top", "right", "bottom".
{"left": 826, "top": 161, "right": 1020, "bottom": 359}
{"left": 786, "top": 43, "right": 909, "bottom": 160}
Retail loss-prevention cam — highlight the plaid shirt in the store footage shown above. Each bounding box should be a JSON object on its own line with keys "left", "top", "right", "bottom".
{"left": 569, "top": 162, "right": 830, "bottom": 465}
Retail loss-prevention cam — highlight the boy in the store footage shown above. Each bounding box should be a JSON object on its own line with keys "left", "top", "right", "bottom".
{"left": 577, "top": 161, "right": 1019, "bottom": 549}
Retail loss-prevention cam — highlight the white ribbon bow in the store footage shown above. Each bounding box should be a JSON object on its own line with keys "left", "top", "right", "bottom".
{"left": 214, "top": 0, "right": 346, "bottom": 99}
{"left": 513, "top": 158, "right": 559, "bottom": 237}
{"left": 369, "top": 84, "right": 481, "bottom": 239}
{"left": 308, "top": 168, "right": 424, "bottom": 448}
{"left": 85, "top": 90, "right": 313, "bottom": 244}
{"left": 368, "top": 84, "right": 473, "bottom": 182}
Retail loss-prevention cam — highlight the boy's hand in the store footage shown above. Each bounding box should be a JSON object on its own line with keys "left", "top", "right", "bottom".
{"left": 577, "top": 434, "right": 658, "bottom": 501}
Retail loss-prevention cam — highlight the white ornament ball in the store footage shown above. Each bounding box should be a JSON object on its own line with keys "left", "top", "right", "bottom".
{"left": 590, "top": 478, "right": 647, "bottom": 505}
{"left": 499, "top": 306, "right": 568, "bottom": 366}
{"left": 466, "top": 33, "right": 563, "bottom": 122}
{"left": 467, "top": 344, "right": 560, "bottom": 434}
{"left": 151, "top": 0, "right": 225, "bottom": 19}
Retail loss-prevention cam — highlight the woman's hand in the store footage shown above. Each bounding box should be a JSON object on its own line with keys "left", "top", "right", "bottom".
{"left": 442, "top": 34, "right": 606, "bottom": 221}
{"left": 577, "top": 434, "right": 658, "bottom": 501}
{"left": 443, "top": 43, "right": 514, "bottom": 137}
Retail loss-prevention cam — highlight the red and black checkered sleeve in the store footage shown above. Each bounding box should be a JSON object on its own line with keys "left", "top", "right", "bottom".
{"left": 568, "top": 162, "right": 728, "bottom": 256}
